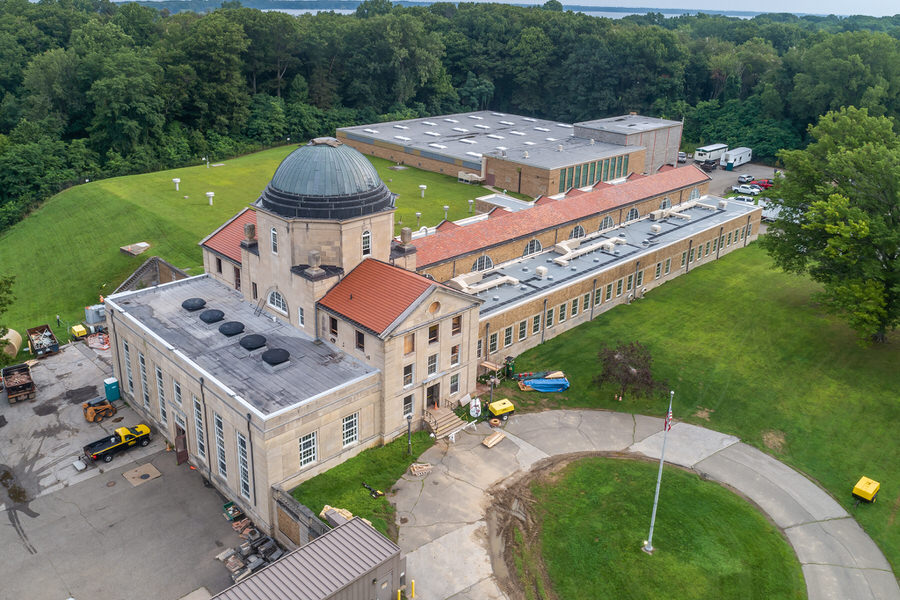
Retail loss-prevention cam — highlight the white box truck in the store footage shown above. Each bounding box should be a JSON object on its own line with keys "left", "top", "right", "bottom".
{"left": 720, "top": 147, "right": 752, "bottom": 170}
{"left": 693, "top": 143, "right": 728, "bottom": 163}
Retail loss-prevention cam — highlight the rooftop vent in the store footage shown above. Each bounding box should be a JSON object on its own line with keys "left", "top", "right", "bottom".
{"left": 182, "top": 298, "right": 206, "bottom": 312}
{"left": 535, "top": 266, "right": 548, "bottom": 279}
{"left": 492, "top": 296, "right": 500, "bottom": 301}
{"left": 199, "top": 309, "right": 224, "bottom": 324}
{"left": 262, "top": 348, "right": 291, "bottom": 371}
{"left": 219, "top": 321, "right": 245, "bottom": 337}
{"left": 718, "top": 200, "right": 728, "bottom": 209}
{"left": 650, "top": 224, "right": 662, "bottom": 233}
{"left": 240, "top": 334, "right": 266, "bottom": 351}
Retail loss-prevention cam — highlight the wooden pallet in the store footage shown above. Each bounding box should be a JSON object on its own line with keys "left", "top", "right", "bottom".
{"left": 482, "top": 431, "right": 506, "bottom": 448}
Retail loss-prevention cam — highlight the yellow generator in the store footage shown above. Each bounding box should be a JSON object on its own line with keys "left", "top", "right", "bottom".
{"left": 852, "top": 476, "right": 880, "bottom": 505}
{"left": 487, "top": 399, "right": 515, "bottom": 421}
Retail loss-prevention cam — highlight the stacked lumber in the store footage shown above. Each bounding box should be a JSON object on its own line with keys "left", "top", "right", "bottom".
{"left": 408, "top": 463, "right": 432, "bottom": 477}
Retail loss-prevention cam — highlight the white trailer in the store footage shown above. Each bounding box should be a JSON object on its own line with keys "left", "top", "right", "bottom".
{"left": 693, "top": 143, "right": 728, "bottom": 163}
{"left": 720, "top": 147, "right": 752, "bottom": 170}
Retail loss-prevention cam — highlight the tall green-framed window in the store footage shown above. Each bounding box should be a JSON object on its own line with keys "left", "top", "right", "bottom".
{"left": 567, "top": 167, "right": 574, "bottom": 189}
{"left": 616, "top": 156, "right": 623, "bottom": 178}
{"left": 558, "top": 170, "right": 566, "bottom": 193}
{"left": 623, "top": 155, "right": 629, "bottom": 176}
{"left": 574, "top": 165, "right": 581, "bottom": 187}
{"left": 589, "top": 162, "right": 596, "bottom": 183}
{"left": 580, "top": 164, "right": 588, "bottom": 186}
{"left": 602, "top": 159, "right": 609, "bottom": 180}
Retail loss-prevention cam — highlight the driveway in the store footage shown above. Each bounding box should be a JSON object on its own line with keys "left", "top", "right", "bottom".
{"left": 391, "top": 410, "right": 900, "bottom": 600}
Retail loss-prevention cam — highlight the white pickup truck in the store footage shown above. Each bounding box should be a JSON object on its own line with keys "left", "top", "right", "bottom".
{"left": 731, "top": 184, "right": 760, "bottom": 195}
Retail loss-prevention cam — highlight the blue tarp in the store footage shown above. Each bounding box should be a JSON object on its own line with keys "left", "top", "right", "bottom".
{"left": 524, "top": 378, "right": 570, "bottom": 392}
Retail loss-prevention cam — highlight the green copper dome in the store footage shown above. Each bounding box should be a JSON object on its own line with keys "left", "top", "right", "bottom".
{"left": 258, "top": 137, "right": 395, "bottom": 220}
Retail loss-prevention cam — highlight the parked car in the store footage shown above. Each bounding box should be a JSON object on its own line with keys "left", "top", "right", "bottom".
{"left": 751, "top": 179, "right": 774, "bottom": 189}
{"left": 731, "top": 184, "right": 760, "bottom": 195}
{"left": 677, "top": 151, "right": 687, "bottom": 163}
{"left": 737, "top": 174, "right": 754, "bottom": 183}
{"left": 731, "top": 196, "right": 756, "bottom": 204}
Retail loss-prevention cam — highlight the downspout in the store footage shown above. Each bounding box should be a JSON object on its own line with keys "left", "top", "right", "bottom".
{"left": 716, "top": 226, "right": 724, "bottom": 259}
{"left": 246, "top": 413, "right": 257, "bottom": 505}
{"left": 685, "top": 240, "right": 693, "bottom": 273}
{"left": 199, "top": 377, "right": 213, "bottom": 484}
{"left": 109, "top": 312, "right": 125, "bottom": 396}
{"left": 632, "top": 261, "right": 641, "bottom": 299}
{"left": 540, "top": 298, "right": 548, "bottom": 344}
{"left": 744, "top": 215, "right": 751, "bottom": 247}
{"left": 314, "top": 303, "right": 320, "bottom": 341}
{"left": 590, "top": 278, "right": 598, "bottom": 319}
{"left": 484, "top": 322, "right": 491, "bottom": 360}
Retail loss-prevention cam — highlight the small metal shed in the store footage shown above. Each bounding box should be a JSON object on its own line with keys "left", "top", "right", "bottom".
{"left": 212, "top": 517, "right": 406, "bottom": 600}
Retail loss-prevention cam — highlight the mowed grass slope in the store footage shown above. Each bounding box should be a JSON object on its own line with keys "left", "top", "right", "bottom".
{"left": 511, "top": 243, "right": 900, "bottom": 574}
{"left": 0, "top": 146, "right": 484, "bottom": 338}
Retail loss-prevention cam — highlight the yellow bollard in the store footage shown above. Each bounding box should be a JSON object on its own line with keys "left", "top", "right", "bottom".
{"left": 411, "top": 580, "right": 415, "bottom": 598}
{"left": 397, "top": 590, "right": 401, "bottom": 600}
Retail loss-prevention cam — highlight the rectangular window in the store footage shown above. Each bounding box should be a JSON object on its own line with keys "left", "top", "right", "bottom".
{"left": 573, "top": 164, "right": 581, "bottom": 187}
{"left": 558, "top": 171, "right": 566, "bottom": 194}
{"left": 123, "top": 340, "right": 134, "bottom": 393}
{"left": 271, "top": 228, "right": 278, "bottom": 254}
{"left": 215, "top": 257, "right": 222, "bottom": 273}
{"left": 532, "top": 314, "right": 541, "bottom": 334}
{"left": 713, "top": 237, "right": 718, "bottom": 252}
{"left": 233, "top": 266, "right": 241, "bottom": 291}
{"left": 252, "top": 282, "right": 258, "bottom": 300}
{"left": 477, "top": 339, "right": 483, "bottom": 358}
{"left": 655, "top": 262, "right": 662, "bottom": 279}
{"left": 602, "top": 159, "right": 609, "bottom": 180}
{"left": 740, "top": 226, "right": 745, "bottom": 240}
{"left": 237, "top": 432, "right": 250, "bottom": 499}
{"left": 138, "top": 353, "right": 149, "bottom": 410}
{"left": 298, "top": 307, "right": 305, "bottom": 326}
{"left": 342, "top": 413, "right": 359, "bottom": 447}
{"left": 450, "top": 373, "right": 460, "bottom": 395}
{"left": 450, "top": 344, "right": 460, "bottom": 366}
{"left": 518, "top": 321, "right": 527, "bottom": 341}
{"left": 427, "top": 354, "right": 438, "bottom": 375}
{"left": 720, "top": 234, "right": 725, "bottom": 248}
{"left": 583, "top": 294, "right": 590, "bottom": 311}
{"left": 571, "top": 299, "right": 579, "bottom": 317}
{"left": 546, "top": 308, "right": 554, "bottom": 328}
{"left": 636, "top": 271, "right": 644, "bottom": 287}
{"left": 627, "top": 274, "right": 634, "bottom": 291}
{"left": 451, "top": 315, "right": 462, "bottom": 335}
{"left": 594, "top": 289, "right": 602, "bottom": 306}
{"left": 489, "top": 332, "right": 498, "bottom": 353}
{"left": 404, "top": 333, "right": 415, "bottom": 355}
{"left": 428, "top": 325, "right": 439, "bottom": 344}
{"left": 299, "top": 431, "right": 317, "bottom": 467}
{"left": 606, "top": 283, "right": 613, "bottom": 301}
{"left": 558, "top": 303, "right": 567, "bottom": 322}
{"left": 735, "top": 228, "right": 740, "bottom": 241}
{"left": 173, "top": 380, "right": 182, "bottom": 405}
{"left": 705, "top": 241, "right": 711, "bottom": 256}
{"left": 403, "top": 395, "right": 413, "bottom": 418}
{"left": 403, "top": 364, "right": 414, "bottom": 386}
{"left": 214, "top": 413, "right": 227, "bottom": 478}
{"left": 727, "top": 232, "right": 732, "bottom": 246}
{"left": 355, "top": 330, "right": 365, "bottom": 351}
{"left": 155, "top": 367, "right": 167, "bottom": 426}
{"left": 504, "top": 326, "right": 513, "bottom": 347}
{"left": 616, "top": 279, "right": 623, "bottom": 297}
{"left": 747, "top": 223, "right": 753, "bottom": 237}
{"left": 329, "top": 317, "right": 338, "bottom": 336}
{"left": 689, "top": 248, "right": 695, "bottom": 263}
{"left": 193, "top": 397, "right": 206, "bottom": 461}
{"left": 681, "top": 251, "right": 687, "bottom": 267}
{"left": 665, "top": 258, "right": 671, "bottom": 275}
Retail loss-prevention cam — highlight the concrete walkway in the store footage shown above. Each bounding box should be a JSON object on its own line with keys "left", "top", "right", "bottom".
{"left": 391, "top": 410, "right": 900, "bottom": 600}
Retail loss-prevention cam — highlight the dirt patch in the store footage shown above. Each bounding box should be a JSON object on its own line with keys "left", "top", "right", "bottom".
{"left": 32, "top": 403, "right": 57, "bottom": 416}
{"left": 65, "top": 385, "right": 98, "bottom": 404}
{"left": 762, "top": 430, "right": 786, "bottom": 453}
{"left": 693, "top": 407, "right": 715, "bottom": 420}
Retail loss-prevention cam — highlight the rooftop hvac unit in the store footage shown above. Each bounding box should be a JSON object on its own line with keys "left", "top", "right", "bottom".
{"left": 557, "top": 144, "right": 564, "bottom": 152}
{"left": 650, "top": 224, "right": 662, "bottom": 233}
{"left": 718, "top": 200, "right": 728, "bottom": 209}
{"left": 650, "top": 210, "right": 665, "bottom": 221}
{"left": 523, "top": 151, "right": 529, "bottom": 159}
{"left": 535, "top": 266, "right": 548, "bottom": 279}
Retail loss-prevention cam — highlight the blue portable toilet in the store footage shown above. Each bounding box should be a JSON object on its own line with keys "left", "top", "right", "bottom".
{"left": 104, "top": 377, "right": 120, "bottom": 401}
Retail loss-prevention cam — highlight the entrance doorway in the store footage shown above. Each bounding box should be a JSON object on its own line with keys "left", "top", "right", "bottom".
{"left": 174, "top": 424, "right": 188, "bottom": 465}
{"left": 426, "top": 383, "right": 440, "bottom": 409}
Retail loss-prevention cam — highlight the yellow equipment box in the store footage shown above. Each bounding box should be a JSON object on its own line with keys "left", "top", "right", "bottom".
{"left": 852, "top": 477, "right": 880, "bottom": 502}
{"left": 71, "top": 324, "right": 87, "bottom": 338}
{"left": 488, "top": 399, "right": 515, "bottom": 419}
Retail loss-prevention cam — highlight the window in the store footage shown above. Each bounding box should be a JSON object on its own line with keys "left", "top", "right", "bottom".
{"left": 123, "top": 340, "right": 134, "bottom": 393}
{"left": 522, "top": 239, "right": 542, "bottom": 256}
{"left": 403, "top": 395, "right": 413, "bottom": 418}
{"left": 627, "top": 274, "right": 634, "bottom": 291}
{"left": 450, "top": 344, "right": 460, "bottom": 366}
{"left": 740, "top": 226, "right": 745, "bottom": 240}
{"left": 193, "top": 397, "right": 206, "bottom": 461}
{"left": 605, "top": 283, "right": 613, "bottom": 301}
{"left": 504, "top": 326, "right": 513, "bottom": 347}
{"left": 214, "top": 414, "right": 226, "bottom": 478}
{"left": 681, "top": 251, "right": 687, "bottom": 267}
{"left": 689, "top": 248, "right": 695, "bottom": 263}
{"left": 156, "top": 367, "right": 167, "bottom": 426}
{"left": 659, "top": 197, "right": 671, "bottom": 210}
{"left": 712, "top": 238, "right": 718, "bottom": 252}
{"left": 747, "top": 223, "right": 753, "bottom": 237}
{"left": 173, "top": 380, "right": 182, "bottom": 405}
{"left": 342, "top": 413, "right": 359, "bottom": 447}
{"left": 489, "top": 332, "right": 498, "bottom": 353}
{"left": 299, "top": 431, "right": 317, "bottom": 467}
{"left": 268, "top": 290, "right": 287, "bottom": 313}
{"left": 626, "top": 207, "right": 639, "bottom": 221}
{"left": 298, "top": 307, "right": 305, "bottom": 326}
{"left": 569, "top": 225, "right": 585, "bottom": 239}
{"left": 427, "top": 354, "right": 438, "bottom": 375}
{"left": 532, "top": 314, "right": 541, "bottom": 334}
{"left": 705, "top": 241, "right": 711, "bottom": 256}
{"left": 720, "top": 234, "right": 726, "bottom": 247}
{"left": 477, "top": 339, "right": 483, "bottom": 358}
{"left": 571, "top": 298, "right": 579, "bottom": 317}
{"left": 546, "top": 308, "right": 554, "bottom": 328}
{"left": 270, "top": 227, "right": 278, "bottom": 254}
{"left": 599, "top": 215, "right": 614, "bottom": 230}
{"left": 594, "top": 289, "right": 602, "bottom": 306}
{"left": 727, "top": 232, "right": 732, "bottom": 246}
{"left": 655, "top": 262, "right": 662, "bottom": 279}
{"left": 665, "top": 258, "right": 671, "bottom": 275}
{"left": 237, "top": 432, "right": 250, "bottom": 498}
{"left": 558, "top": 303, "right": 567, "bottom": 322}
{"left": 233, "top": 266, "right": 241, "bottom": 291}
{"left": 690, "top": 186, "right": 700, "bottom": 200}
{"left": 616, "top": 279, "right": 623, "bottom": 297}
{"left": 138, "top": 353, "right": 149, "bottom": 410}
{"left": 252, "top": 282, "right": 258, "bottom": 300}
{"left": 404, "top": 333, "right": 415, "bottom": 355}
{"left": 450, "top": 373, "right": 460, "bottom": 395}
{"left": 472, "top": 255, "right": 493, "bottom": 272}
{"left": 518, "top": 320, "right": 527, "bottom": 341}
{"left": 583, "top": 294, "right": 590, "bottom": 311}
{"left": 329, "top": 317, "right": 338, "bottom": 336}
{"left": 636, "top": 271, "right": 644, "bottom": 286}
{"left": 215, "top": 257, "right": 222, "bottom": 273}
{"left": 451, "top": 315, "right": 462, "bottom": 335}
{"left": 428, "top": 325, "right": 439, "bottom": 344}
{"left": 361, "top": 230, "right": 371, "bottom": 256}
{"left": 355, "top": 330, "right": 365, "bottom": 351}
{"left": 403, "top": 364, "right": 414, "bottom": 386}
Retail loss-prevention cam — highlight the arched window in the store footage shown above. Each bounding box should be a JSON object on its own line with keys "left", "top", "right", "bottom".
{"left": 471, "top": 255, "right": 494, "bottom": 272}
{"left": 522, "top": 239, "right": 542, "bottom": 257}
{"left": 690, "top": 186, "right": 700, "bottom": 200}
{"left": 361, "top": 230, "right": 371, "bottom": 256}
{"left": 660, "top": 197, "right": 671, "bottom": 210}
{"left": 267, "top": 290, "right": 287, "bottom": 313}
{"left": 270, "top": 228, "right": 278, "bottom": 254}
{"left": 569, "top": 225, "right": 585, "bottom": 239}
{"left": 599, "top": 215, "right": 614, "bottom": 230}
{"left": 626, "top": 207, "right": 639, "bottom": 221}
{"left": 423, "top": 273, "right": 435, "bottom": 280}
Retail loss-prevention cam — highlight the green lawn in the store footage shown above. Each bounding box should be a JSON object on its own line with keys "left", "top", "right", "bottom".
{"left": 517, "top": 457, "right": 805, "bottom": 600}
{"left": 290, "top": 431, "right": 434, "bottom": 538}
{"left": 511, "top": 243, "right": 900, "bottom": 577}
{"left": 0, "top": 146, "right": 487, "bottom": 342}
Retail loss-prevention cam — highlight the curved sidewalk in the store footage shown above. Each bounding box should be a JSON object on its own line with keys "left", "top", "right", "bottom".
{"left": 391, "top": 410, "right": 900, "bottom": 600}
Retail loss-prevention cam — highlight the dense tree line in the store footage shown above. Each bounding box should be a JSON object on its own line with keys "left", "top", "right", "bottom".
{"left": 1, "top": 0, "right": 899, "bottom": 233}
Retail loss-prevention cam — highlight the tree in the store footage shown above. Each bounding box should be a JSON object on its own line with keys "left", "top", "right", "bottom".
{"left": 762, "top": 107, "right": 900, "bottom": 343}
{"left": 0, "top": 273, "right": 14, "bottom": 365}
{"left": 595, "top": 341, "right": 666, "bottom": 401}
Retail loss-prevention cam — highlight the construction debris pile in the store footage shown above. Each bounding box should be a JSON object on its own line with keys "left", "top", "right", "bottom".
{"left": 216, "top": 515, "right": 284, "bottom": 583}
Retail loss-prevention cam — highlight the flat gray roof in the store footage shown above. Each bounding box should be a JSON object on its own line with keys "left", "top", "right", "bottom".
{"left": 110, "top": 277, "right": 377, "bottom": 417}
{"left": 338, "top": 110, "right": 638, "bottom": 171}
{"left": 576, "top": 114, "right": 682, "bottom": 135}
{"left": 213, "top": 517, "right": 400, "bottom": 600}
{"left": 475, "top": 197, "right": 760, "bottom": 317}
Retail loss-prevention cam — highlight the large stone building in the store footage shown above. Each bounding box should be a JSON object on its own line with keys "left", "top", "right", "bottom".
{"left": 105, "top": 136, "right": 760, "bottom": 536}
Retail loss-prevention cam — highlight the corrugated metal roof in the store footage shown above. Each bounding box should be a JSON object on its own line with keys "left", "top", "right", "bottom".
{"left": 270, "top": 138, "right": 381, "bottom": 198}
{"left": 200, "top": 208, "right": 256, "bottom": 264}
{"left": 213, "top": 518, "right": 400, "bottom": 600}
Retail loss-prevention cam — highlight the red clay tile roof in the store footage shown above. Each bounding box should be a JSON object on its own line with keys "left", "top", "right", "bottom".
{"left": 436, "top": 220, "right": 460, "bottom": 231}
{"left": 200, "top": 208, "right": 256, "bottom": 264}
{"left": 318, "top": 259, "right": 438, "bottom": 335}
{"left": 413, "top": 166, "right": 709, "bottom": 268}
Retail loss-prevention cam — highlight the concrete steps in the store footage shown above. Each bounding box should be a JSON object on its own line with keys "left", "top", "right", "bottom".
{"left": 426, "top": 407, "right": 468, "bottom": 439}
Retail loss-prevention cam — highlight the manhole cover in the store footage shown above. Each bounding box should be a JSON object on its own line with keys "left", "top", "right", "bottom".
{"left": 140, "top": 474, "right": 150, "bottom": 480}
{"left": 107, "top": 481, "right": 116, "bottom": 487}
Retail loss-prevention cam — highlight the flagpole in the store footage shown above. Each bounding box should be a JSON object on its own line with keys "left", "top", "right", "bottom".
{"left": 643, "top": 390, "right": 674, "bottom": 555}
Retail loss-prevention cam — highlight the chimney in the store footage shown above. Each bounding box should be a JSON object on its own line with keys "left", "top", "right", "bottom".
{"left": 305, "top": 250, "right": 324, "bottom": 277}
{"left": 400, "top": 227, "right": 412, "bottom": 246}
{"left": 244, "top": 223, "right": 256, "bottom": 241}
{"left": 557, "top": 144, "right": 564, "bottom": 153}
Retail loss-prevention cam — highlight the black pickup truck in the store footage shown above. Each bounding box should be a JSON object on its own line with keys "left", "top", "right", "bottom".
{"left": 83, "top": 424, "right": 151, "bottom": 463}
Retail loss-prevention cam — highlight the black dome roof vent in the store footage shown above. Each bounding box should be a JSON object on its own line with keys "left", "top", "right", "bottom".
{"left": 240, "top": 334, "right": 266, "bottom": 351}
{"left": 219, "top": 321, "right": 245, "bottom": 337}
{"left": 261, "top": 348, "right": 290, "bottom": 366}
{"left": 199, "top": 309, "right": 225, "bottom": 324}
{"left": 182, "top": 298, "right": 206, "bottom": 312}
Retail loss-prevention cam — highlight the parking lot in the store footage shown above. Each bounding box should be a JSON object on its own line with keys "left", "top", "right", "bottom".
{"left": 1, "top": 344, "right": 243, "bottom": 600}
{"left": 677, "top": 160, "right": 780, "bottom": 197}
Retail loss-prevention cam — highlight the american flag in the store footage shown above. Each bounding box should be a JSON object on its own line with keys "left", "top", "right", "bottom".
{"left": 664, "top": 407, "right": 673, "bottom": 431}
